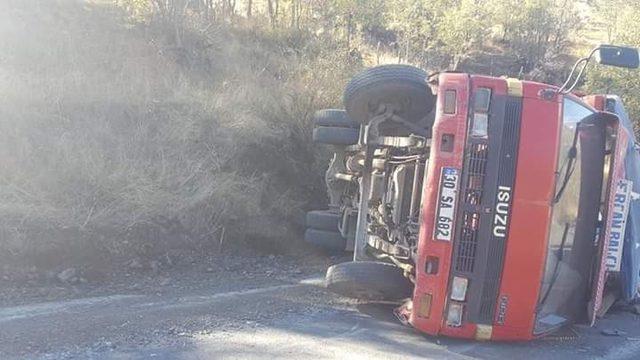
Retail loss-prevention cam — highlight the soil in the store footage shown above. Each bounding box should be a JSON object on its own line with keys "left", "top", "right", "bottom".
{"left": 2, "top": 251, "right": 640, "bottom": 359}
{"left": 0, "top": 248, "right": 339, "bottom": 307}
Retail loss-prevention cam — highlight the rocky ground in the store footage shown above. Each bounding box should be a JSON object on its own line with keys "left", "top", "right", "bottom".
{"left": 1, "top": 252, "right": 640, "bottom": 359}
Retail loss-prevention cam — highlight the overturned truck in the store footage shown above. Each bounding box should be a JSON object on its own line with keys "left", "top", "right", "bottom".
{"left": 306, "top": 45, "right": 640, "bottom": 341}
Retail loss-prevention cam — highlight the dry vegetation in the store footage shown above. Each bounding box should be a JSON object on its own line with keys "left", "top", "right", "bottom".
{"left": 0, "top": 0, "right": 359, "bottom": 270}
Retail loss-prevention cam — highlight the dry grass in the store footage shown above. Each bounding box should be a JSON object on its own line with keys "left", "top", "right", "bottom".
{"left": 0, "top": 0, "right": 361, "bottom": 268}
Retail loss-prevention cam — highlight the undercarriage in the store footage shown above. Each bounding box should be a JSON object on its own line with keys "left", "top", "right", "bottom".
{"left": 306, "top": 65, "right": 436, "bottom": 300}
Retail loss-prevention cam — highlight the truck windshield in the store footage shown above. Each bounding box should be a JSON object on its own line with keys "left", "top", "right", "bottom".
{"left": 535, "top": 98, "right": 606, "bottom": 334}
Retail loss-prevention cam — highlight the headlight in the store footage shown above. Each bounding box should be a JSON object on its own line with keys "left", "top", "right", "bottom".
{"left": 474, "top": 88, "right": 491, "bottom": 112}
{"left": 447, "top": 302, "right": 464, "bottom": 327}
{"left": 471, "top": 113, "right": 488, "bottom": 138}
{"left": 450, "top": 276, "right": 469, "bottom": 301}
{"left": 444, "top": 89, "right": 457, "bottom": 114}
{"left": 471, "top": 87, "right": 491, "bottom": 138}
{"left": 415, "top": 293, "right": 433, "bottom": 319}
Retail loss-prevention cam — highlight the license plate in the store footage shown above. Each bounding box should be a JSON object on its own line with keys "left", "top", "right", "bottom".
{"left": 435, "top": 167, "right": 459, "bottom": 241}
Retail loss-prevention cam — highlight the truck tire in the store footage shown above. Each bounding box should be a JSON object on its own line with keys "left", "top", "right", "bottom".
{"left": 325, "top": 261, "right": 413, "bottom": 301}
{"left": 304, "top": 229, "right": 347, "bottom": 251}
{"left": 344, "top": 64, "right": 434, "bottom": 124}
{"left": 306, "top": 210, "right": 341, "bottom": 232}
{"left": 313, "top": 109, "right": 359, "bottom": 129}
{"left": 312, "top": 126, "right": 359, "bottom": 145}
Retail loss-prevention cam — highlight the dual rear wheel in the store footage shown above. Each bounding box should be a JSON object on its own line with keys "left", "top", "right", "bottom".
{"left": 312, "top": 109, "right": 359, "bottom": 146}
{"left": 304, "top": 210, "right": 346, "bottom": 252}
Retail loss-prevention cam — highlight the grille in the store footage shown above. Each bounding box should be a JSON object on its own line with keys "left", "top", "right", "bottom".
{"left": 464, "top": 143, "right": 488, "bottom": 205}
{"left": 478, "top": 98, "right": 522, "bottom": 322}
{"left": 455, "top": 142, "right": 488, "bottom": 273}
{"left": 455, "top": 212, "right": 480, "bottom": 272}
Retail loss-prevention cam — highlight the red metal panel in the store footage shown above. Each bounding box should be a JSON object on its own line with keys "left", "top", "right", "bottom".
{"left": 439, "top": 76, "right": 509, "bottom": 340}
{"left": 411, "top": 77, "right": 568, "bottom": 340}
{"left": 491, "top": 88, "right": 562, "bottom": 341}
{"left": 582, "top": 94, "right": 606, "bottom": 111}
{"left": 470, "top": 75, "right": 509, "bottom": 95}
{"left": 410, "top": 73, "right": 470, "bottom": 336}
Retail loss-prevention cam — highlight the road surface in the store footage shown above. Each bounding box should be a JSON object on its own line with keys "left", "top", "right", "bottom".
{"left": 1, "top": 257, "right": 639, "bottom": 359}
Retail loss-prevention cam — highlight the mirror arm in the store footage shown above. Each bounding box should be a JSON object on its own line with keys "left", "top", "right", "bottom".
{"left": 558, "top": 46, "right": 601, "bottom": 94}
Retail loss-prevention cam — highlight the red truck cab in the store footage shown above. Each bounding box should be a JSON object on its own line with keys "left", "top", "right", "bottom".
{"left": 410, "top": 74, "right": 628, "bottom": 340}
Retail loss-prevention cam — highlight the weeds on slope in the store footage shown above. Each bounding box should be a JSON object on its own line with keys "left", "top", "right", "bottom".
{"left": 0, "top": 1, "right": 361, "bottom": 270}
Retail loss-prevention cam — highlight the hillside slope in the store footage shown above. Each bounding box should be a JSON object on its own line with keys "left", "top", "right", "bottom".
{"left": 0, "top": 0, "right": 359, "bottom": 272}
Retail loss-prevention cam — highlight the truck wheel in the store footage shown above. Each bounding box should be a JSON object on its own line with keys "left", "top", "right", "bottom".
{"left": 344, "top": 64, "right": 434, "bottom": 124}
{"left": 304, "top": 229, "right": 347, "bottom": 251}
{"left": 325, "top": 261, "right": 413, "bottom": 301}
{"left": 306, "top": 210, "right": 341, "bottom": 232}
{"left": 312, "top": 126, "right": 359, "bottom": 145}
{"left": 313, "top": 109, "right": 359, "bottom": 129}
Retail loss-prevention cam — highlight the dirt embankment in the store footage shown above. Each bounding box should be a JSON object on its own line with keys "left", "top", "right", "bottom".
{"left": 0, "top": 0, "right": 360, "bottom": 278}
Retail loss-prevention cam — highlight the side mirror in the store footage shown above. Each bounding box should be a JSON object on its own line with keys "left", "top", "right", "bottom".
{"left": 596, "top": 45, "right": 640, "bottom": 69}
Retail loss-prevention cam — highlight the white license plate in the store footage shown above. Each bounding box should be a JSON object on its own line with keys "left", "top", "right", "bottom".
{"left": 435, "top": 167, "right": 459, "bottom": 241}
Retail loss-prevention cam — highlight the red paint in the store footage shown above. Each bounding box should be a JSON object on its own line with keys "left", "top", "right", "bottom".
{"left": 410, "top": 73, "right": 470, "bottom": 335}
{"left": 583, "top": 94, "right": 605, "bottom": 111}
{"left": 492, "top": 85, "right": 562, "bottom": 341}
{"left": 409, "top": 77, "right": 623, "bottom": 341}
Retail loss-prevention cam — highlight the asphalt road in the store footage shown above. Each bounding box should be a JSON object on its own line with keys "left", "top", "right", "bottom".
{"left": 1, "top": 264, "right": 640, "bottom": 360}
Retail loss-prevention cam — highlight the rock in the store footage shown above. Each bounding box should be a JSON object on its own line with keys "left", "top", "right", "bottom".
{"left": 205, "top": 267, "right": 214, "bottom": 273}
{"left": 26, "top": 272, "right": 38, "bottom": 281}
{"left": 149, "top": 260, "right": 160, "bottom": 274}
{"left": 129, "top": 283, "right": 141, "bottom": 290}
{"left": 128, "top": 258, "right": 144, "bottom": 270}
{"left": 93, "top": 340, "right": 116, "bottom": 352}
{"left": 159, "top": 277, "right": 171, "bottom": 286}
{"left": 57, "top": 268, "right": 77, "bottom": 283}
{"left": 601, "top": 328, "right": 627, "bottom": 337}
{"left": 162, "top": 254, "right": 174, "bottom": 267}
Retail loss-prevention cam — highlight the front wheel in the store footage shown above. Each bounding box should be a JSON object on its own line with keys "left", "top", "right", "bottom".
{"left": 343, "top": 64, "right": 434, "bottom": 125}
{"left": 325, "top": 261, "right": 413, "bottom": 301}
